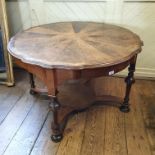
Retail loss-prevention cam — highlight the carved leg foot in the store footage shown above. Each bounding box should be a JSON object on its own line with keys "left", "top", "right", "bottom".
{"left": 51, "top": 134, "right": 63, "bottom": 143}
{"left": 120, "top": 61, "right": 136, "bottom": 113}
{"left": 29, "top": 89, "right": 37, "bottom": 95}
{"left": 120, "top": 103, "right": 130, "bottom": 113}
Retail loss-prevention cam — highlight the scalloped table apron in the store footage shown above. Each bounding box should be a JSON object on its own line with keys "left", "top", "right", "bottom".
{"left": 8, "top": 22, "right": 143, "bottom": 142}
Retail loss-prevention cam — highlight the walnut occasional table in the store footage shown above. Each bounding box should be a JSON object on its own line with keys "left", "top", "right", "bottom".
{"left": 8, "top": 22, "right": 143, "bottom": 142}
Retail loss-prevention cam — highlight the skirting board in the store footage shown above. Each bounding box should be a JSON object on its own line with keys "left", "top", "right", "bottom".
{"left": 0, "top": 72, "right": 7, "bottom": 79}
{"left": 116, "top": 67, "right": 155, "bottom": 80}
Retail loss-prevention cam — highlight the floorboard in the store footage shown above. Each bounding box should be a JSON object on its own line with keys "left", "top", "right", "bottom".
{"left": 30, "top": 112, "right": 59, "bottom": 155}
{"left": 0, "top": 80, "right": 28, "bottom": 125}
{"left": 3, "top": 97, "right": 49, "bottom": 155}
{"left": 80, "top": 107, "right": 106, "bottom": 155}
{"left": 57, "top": 112, "right": 87, "bottom": 155}
{"left": 137, "top": 81, "right": 155, "bottom": 155}
{"left": 0, "top": 90, "right": 36, "bottom": 154}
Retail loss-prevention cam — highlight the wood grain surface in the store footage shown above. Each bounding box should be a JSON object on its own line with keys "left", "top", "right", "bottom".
{"left": 8, "top": 22, "right": 143, "bottom": 69}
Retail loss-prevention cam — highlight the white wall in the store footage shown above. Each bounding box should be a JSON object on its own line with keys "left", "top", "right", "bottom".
{"left": 6, "top": 0, "right": 155, "bottom": 78}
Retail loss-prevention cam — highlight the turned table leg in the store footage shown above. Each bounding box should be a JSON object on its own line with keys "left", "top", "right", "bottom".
{"left": 29, "top": 73, "right": 37, "bottom": 95}
{"left": 45, "top": 70, "right": 64, "bottom": 142}
{"left": 49, "top": 96, "right": 63, "bottom": 142}
{"left": 120, "top": 60, "right": 136, "bottom": 113}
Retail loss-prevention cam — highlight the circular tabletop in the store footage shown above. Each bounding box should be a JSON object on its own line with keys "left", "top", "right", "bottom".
{"left": 8, "top": 22, "right": 143, "bottom": 69}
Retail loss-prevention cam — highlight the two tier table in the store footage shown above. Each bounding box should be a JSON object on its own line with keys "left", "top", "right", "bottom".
{"left": 8, "top": 22, "right": 143, "bottom": 142}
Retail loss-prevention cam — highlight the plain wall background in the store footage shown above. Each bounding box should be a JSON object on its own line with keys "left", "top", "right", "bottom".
{"left": 6, "top": 0, "right": 155, "bottom": 78}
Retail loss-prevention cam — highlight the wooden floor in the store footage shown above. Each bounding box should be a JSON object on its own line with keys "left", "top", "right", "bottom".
{"left": 0, "top": 69, "right": 155, "bottom": 155}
